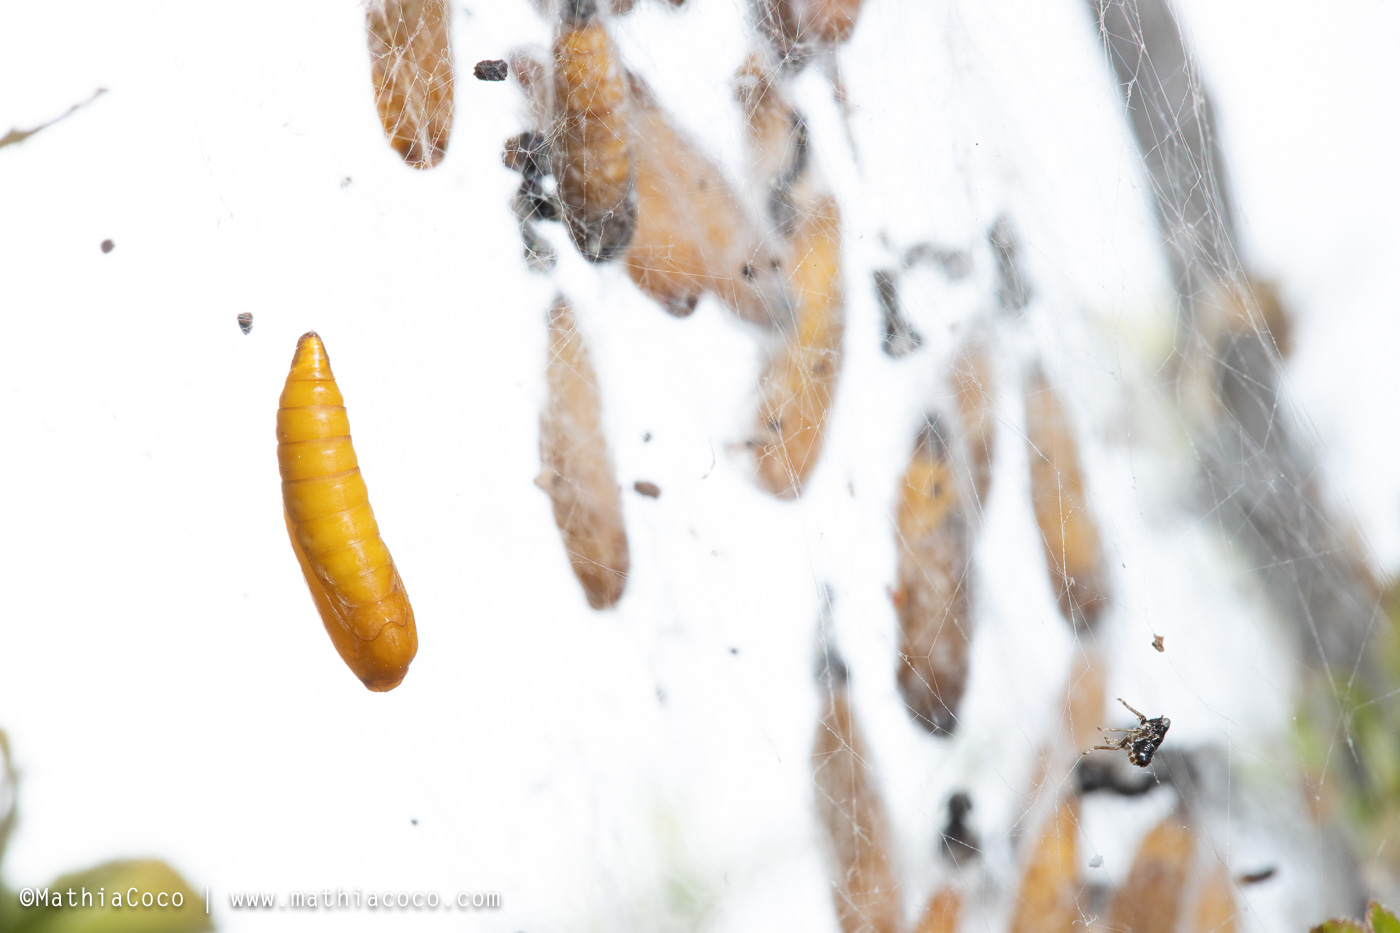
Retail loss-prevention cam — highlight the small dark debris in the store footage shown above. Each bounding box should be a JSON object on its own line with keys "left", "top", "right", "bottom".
{"left": 474, "top": 59, "right": 509, "bottom": 81}
{"left": 642, "top": 432, "right": 652, "bottom": 442}
{"left": 874, "top": 268, "right": 922, "bottom": 358}
{"left": 237, "top": 312, "right": 254, "bottom": 335}
{"left": 100, "top": 239, "right": 114, "bottom": 254}
{"left": 503, "top": 132, "right": 550, "bottom": 178}
{"left": 988, "top": 215, "right": 1031, "bottom": 313}
{"left": 940, "top": 791, "right": 979, "bottom": 863}
{"left": 633, "top": 480, "right": 661, "bottom": 498}
{"left": 1152, "top": 634, "right": 1165, "bottom": 652}
{"left": 1239, "top": 866, "right": 1277, "bottom": 885}
{"left": 728, "top": 647, "right": 739, "bottom": 656}
{"left": 340, "top": 176, "right": 353, "bottom": 188}
{"left": 410, "top": 818, "right": 418, "bottom": 826}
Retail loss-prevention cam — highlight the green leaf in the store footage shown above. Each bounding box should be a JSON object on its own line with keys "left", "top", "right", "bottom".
{"left": 1310, "top": 921, "right": 1368, "bottom": 933}
{"left": 1368, "top": 902, "right": 1400, "bottom": 933}
{"left": 11, "top": 859, "right": 212, "bottom": 933}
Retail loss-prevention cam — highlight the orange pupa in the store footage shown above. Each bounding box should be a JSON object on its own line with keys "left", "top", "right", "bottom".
{"left": 277, "top": 333, "right": 417, "bottom": 691}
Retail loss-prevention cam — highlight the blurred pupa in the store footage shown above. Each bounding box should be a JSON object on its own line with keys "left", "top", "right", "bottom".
{"left": 813, "top": 645, "right": 901, "bottom": 933}
{"left": 1024, "top": 366, "right": 1109, "bottom": 630}
{"left": 366, "top": 0, "right": 455, "bottom": 168}
{"left": 892, "top": 415, "right": 973, "bottom": 735}
{"left": 537, "top": 297, "right": 631, "bottom": 609}
{"left": 751, "top": 194, "right": 845, "bottom": 497}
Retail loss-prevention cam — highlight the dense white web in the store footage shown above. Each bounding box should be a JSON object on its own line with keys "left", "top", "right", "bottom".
{"left": 1, "top": 0, "right": 1397, "bottom": 931}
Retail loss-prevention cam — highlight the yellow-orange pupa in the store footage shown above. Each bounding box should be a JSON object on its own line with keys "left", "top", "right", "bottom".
{"left": 277, "top": 333, "right": 417, "bottom": 691}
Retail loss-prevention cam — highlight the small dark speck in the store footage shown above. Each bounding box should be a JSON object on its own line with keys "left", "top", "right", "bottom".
{"left": 642, "top": 432, "right": 653, "bottom": 442}
{"left": 100, "top": 239, "right": 114, "bottom": 253}
{"left": 729, "top": 647, "right": 739, "bottom": 656}
{"left": 474, "top": 59, "right": 509, "bottom": 81}
{"left": 410, "top": 818, "right": 418, "bottom": 826}
{"left": 634, "top": 480, "right": 661, "bottom": 499}
{"left": 340, "top": 176, "right": 353, "bottom": 188}
{"left": 237, "top": 312, "right": 254, "bottom": 335}
{"left": 1151, "top": 634, "right": 1164, "bottom": 653}
{"left": 1239, "top": 866, "right": 1276, "bottom": 885}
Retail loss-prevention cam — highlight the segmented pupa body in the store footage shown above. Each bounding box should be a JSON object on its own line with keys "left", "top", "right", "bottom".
{"left": 366, "top": 0, "right": 455, "bottom": 168}
{"left": 892, "top": 416, "right": 973, "bottom": 735}
{"left": 551, "top": 0, "right": 638, "bottom": 261}
{"left": 278, "top": 333, "right": 417, "bottom": 691}
{"left": 538, "top": 298, "right": 630, "bottom": 609}
{"left": 620, "top": 72, "right": 784, "bottom": 324}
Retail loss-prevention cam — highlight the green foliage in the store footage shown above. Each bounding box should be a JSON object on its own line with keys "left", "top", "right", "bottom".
{"left": 1311, "top": 901, "right": 1400, "bottom": 933}
{"left": 3, "top": 860, "right": 211, "bottom": 933}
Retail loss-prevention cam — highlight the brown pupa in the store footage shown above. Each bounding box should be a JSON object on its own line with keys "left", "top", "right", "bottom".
{"left": 620, "top": 72, "right": 783, "bottom": 324}
{"left": 366, "top": 0, "right": 454, "bottom": 168}
{"left": 813, "top": 652, "right": 901, "bottom": 933}
{"left": 551, "top": 0, "right": 637, "bottom": 261}
{"left": 892, "top": 415, "right": 973, "bottom": 735}
{"left": 1024, "top": 366, "right": 1109, "bottom": 630}
{"left": 1105, "top": 815, "right": 1195, "bottom": 933}
{"left": 752, "top": 196, "right": 845, "bottom": 497}
{"left": 1008, "top": 796, "right": 1081, "bottom": 933}
{"left": 537, "top": 297, "right": 630, "bottom": 609}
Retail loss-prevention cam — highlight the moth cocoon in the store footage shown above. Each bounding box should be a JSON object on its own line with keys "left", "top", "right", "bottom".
{"left": 551, "top": 0, "right": 638, "bottom": 261}
{"left": 813, "top": 653, "right": 900, "bottom": 933}
{"left": 1024, "top": 366, "right": 1109, "bottom": 630}
{"left": 620, "top": 73, "right": 782, "bottom": 324}
{"left": 366, "top": 0, "right": 455, "bottom": 168}
{"left": 538, "top": 297, "right": 630, "bottom": 609}
{"left": 1009, "top": 797, "right": 1081, "bottom": 933}
{"left": 277, "top": 333, "right": 417, "bottom": 691}
{"left": 950, "top": 336, "right": 997, "bottom": 508}
{"left": 752, "top": 196, "right": 845, "bottom": 497}
{"left": 1106, "top": 815, "right": 1195, "bottom": 933}
{"left": 911, "top": 887, "right": 961, "bottom": 933}
{"left": 892, "top": 416, "right": 973, "bottom": 736}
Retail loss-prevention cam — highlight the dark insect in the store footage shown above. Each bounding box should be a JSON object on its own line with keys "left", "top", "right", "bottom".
{"left": 237, "top": 312, "right": 253, "bottom": 335}
{"left": 473, "top": 59, "right": 509, "bottom": 81}
{"left": 1087, "top": 697, "right": 1170, "bottom": 768}
{"left": 633, "top": 480, "right": 661, "bottom": 498}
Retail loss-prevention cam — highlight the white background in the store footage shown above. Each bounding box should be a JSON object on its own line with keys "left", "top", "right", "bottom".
{"left": 2, "top": 0, "right": 1397, "bottom": 929}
